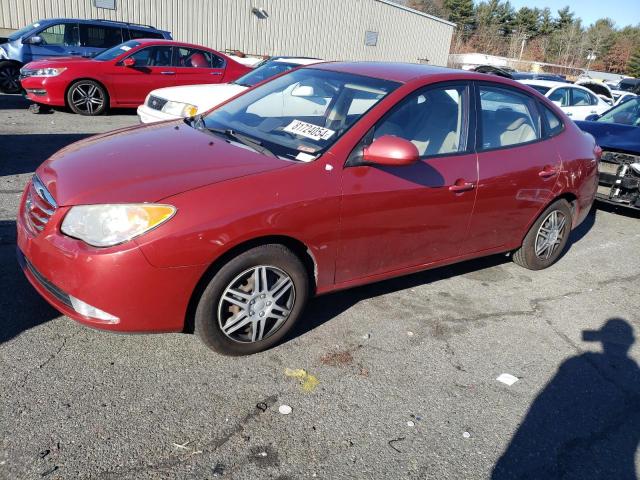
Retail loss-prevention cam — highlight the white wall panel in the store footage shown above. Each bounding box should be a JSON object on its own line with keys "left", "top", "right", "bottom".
{"left": 0, "top": 0, "right": 454, "bottom": 65}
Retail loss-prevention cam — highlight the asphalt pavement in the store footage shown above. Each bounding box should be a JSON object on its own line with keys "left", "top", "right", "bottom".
{"left": 1, "top": 93, "right": 639, "bottom": 479}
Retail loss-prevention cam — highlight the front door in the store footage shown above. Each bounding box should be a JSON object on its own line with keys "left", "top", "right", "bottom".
{"left": 28, "top": 22, "right": 81, "bottom": 61}
{"left": 336, "top": 83, "right": 478, "bottom": 284}
{"left": 463, "top": 83, "right": 562, "bottom": 254}
{"left": 108, "top": 45, "right": 176, "bottom": 106}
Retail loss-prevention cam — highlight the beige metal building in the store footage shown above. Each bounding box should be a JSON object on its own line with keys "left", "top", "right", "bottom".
{"left": 0, "top": 0, "right": 455, "bottom": 65}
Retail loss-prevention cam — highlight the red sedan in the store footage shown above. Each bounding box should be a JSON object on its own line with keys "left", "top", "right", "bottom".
{"left": 19, "top": 39, "right": 251, "bottom": 115}
{"left": 17, "top": 63, "right": 598, "bottom": 355}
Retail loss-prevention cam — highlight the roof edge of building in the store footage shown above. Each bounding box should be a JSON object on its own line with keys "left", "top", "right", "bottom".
{"left": 374, "top": 0, "right": 456, "bottom": 28}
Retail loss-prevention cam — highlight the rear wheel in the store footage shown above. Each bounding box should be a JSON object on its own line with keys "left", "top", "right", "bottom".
{"left": 195, "top": 245, "right": 309, "bottom": 356}
{"left": 0, "top": 61, "right": 21, "bottom": 94}
{"left": 513, "top": 199, "right": 572, "bottom": 270}
{"left": 67, "top": 80, "right": 108, "bottom": 115}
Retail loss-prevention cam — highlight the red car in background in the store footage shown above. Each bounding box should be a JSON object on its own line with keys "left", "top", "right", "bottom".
{"left": 17, "top": 63, "right": 599, "bottom": 355}
{"left": 19, "top": 39, "right": 251, "bottom": 115}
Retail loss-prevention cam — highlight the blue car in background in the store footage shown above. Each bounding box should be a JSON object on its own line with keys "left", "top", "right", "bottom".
{"left": 575, "top": 97, "right": 640, "bottom": 211}
{"left": 0, "top": 18, "right": 171, "bottom": 93}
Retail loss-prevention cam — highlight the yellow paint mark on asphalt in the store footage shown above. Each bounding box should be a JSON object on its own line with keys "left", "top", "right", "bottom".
{"left": 284, "top": 368, "right": 319, "bottom": 392}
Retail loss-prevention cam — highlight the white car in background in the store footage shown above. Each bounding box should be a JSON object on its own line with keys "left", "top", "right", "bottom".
{"left": 137, "top": 56, "right": 322, "bottom": 123}
{"left": 517, "top": 80, "right": 611, "bottom": 120}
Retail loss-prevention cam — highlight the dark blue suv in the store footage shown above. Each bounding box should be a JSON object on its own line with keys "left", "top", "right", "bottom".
{"left": 0, "top": 18, "right": 171, "bottom": 93}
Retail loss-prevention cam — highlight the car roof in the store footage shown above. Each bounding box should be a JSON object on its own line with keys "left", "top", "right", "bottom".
{"left": 36, "top": 18, "right": 165, "bottom": 31}
{"left": 310, "top": 61, "right": 515, "bottom": 84}
{"left": 518, "top": 79, "right": 568, "bottom": 88}
{"left": 132, "top": 38, "right": 217, "bottom": 50}
{"left": 270, "top": 57, "right": 323, "bottom": 66}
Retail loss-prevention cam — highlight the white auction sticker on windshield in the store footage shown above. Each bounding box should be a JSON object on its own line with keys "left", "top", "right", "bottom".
{"left": 284, "top": 120, "right": 335, "bottom": 141}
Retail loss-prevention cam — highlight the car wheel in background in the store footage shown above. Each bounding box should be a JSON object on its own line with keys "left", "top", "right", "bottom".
{"left": 66, "top": 80, "right": 108, "bottom": 115}
{"left": 195, "top": 244, "right": 309, "bottom": 356}
{"left": 513, "top": 199, "right": 573, "bottom": 270}
{"left": 0, "top": 61, "right": 21, "bottom": 94}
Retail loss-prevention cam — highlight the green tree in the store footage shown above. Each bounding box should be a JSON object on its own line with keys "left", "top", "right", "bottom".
{"left": 627, "top": 47, "right": 640, "bottom": 77}
{"left": 555, "top": 6, "right": 574, "bottom": 30}
{"left": 514, "top": 7, "right": 541, "bottom": 37}
{"left": 443, "top": 0, "right": 475, "bottom": 32}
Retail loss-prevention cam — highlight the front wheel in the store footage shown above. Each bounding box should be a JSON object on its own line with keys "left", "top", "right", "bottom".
{"left": 195, "top": 245, "right": 309, "bottom": 355}
{"left": 0, "top": 61, "right": 21, "bottom": 94}
{"left": 66, "top": 80, "right": 108, "bottom": 115}
{"left": 513, "top": 199, "right": 573, "bottom": 270}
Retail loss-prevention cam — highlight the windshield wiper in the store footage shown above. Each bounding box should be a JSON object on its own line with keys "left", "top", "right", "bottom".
{"left": 207, "top": 128, "right": 276, "bottom": 158}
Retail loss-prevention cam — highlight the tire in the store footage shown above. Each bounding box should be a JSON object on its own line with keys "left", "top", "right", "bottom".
{"left": 0, "top": 61, "right": 21, "bottom": 94}
{"left": 513, "top": 199, "right": 573, "bottom": 270}
{"left": 66, "top": 80, "right": 108, "bottom": 115}
{"left": 195, "top": 244, "right": 309, "bottom": 356}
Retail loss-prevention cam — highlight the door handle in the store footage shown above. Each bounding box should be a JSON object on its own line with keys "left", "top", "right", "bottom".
{"left": 566, "top": 112, "right": 573, "bottom": 116}
{"left": 210, "top": 71, "right": 222, "bottom": 75}
{"left": 449, "top": 179, "right": 475, "bottom": 193}
{"left": 69, "top": 51, "right": 81, "bottom": 55}
{"left": 160, "top": 71, "right": 175, "bottom": 75}
{"left": 538, "top": 166, "right": 559, "bottom": 178}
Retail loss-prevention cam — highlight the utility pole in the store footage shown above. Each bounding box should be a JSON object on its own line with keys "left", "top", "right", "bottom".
{"left": 518, "top": 34, "right": 527, "bottom": 60}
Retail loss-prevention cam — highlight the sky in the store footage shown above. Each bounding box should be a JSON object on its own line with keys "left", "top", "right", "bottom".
{"left": 500, "top": 0, "right": 640, "bottom": 28}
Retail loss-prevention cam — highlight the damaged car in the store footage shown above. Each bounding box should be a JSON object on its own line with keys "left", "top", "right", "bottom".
{"left": 576, "top": 97, "right": 640, "bottom": 210}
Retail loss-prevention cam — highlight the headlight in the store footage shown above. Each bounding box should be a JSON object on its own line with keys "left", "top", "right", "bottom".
{"left": 161, "top": 100, "right": 198, "bottom": 117}
{"left": 61, "top": 204, "right": 176, "bottom": 247}
{"left": 32, "top": 67, "right": 67, "bottom": 77}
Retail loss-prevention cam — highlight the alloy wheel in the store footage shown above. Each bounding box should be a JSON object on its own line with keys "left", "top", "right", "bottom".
{"left": 70, "top": 82, "right": 104, "bottom": 114}
{"left": 534, "top": 210, "right": 567, "bottom": 260}
{"left": 217, "top": 265, "right": 295, "bottom": 343}
{"left": 0, "top": 65, "right": 20, "bottom": 93}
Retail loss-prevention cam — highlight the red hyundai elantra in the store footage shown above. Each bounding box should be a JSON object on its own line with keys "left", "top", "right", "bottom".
{"left": 19, "top": 39, "right": 251, "bottom": 115}
{"left": 17, "top": 63, "right": 599, "bottom": 355}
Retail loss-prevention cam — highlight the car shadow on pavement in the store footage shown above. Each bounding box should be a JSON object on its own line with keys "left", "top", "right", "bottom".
{"left": 0, "top": 93, "right": 30, "bottom": 109}
{"left": 0, "top": 220, "right": 60, "bottom": 344}
{"left": 492, "top": 317, "right": 640, "bottom": 479}
{"left": 596, "top": 202, "right": 640, "bottom": 220}
{"left": 0, "top": 134, "right": 92, "bottom": 176}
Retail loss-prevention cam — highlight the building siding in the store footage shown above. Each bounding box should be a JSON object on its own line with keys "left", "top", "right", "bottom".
{"left": 0, "top": 0, "right": 454, "bottom": 65}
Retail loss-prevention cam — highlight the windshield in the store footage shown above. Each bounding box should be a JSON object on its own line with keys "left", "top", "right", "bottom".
{"left": 596, "top": 97, "right": 640, "bottom": 126}
{"left": 8, "top": 23, "right": 40, "bottom": 41}
{"left": 234, "top": 60, "right": 311, "bottom": 87}
{"left": 201, "top": 68, "right": 400, "bottom": 161}
{"left": 616, "top": 81, "right": 639, "bottom": 93}
{"left": 94, "top": 40, "right": 140, "bottom": 61}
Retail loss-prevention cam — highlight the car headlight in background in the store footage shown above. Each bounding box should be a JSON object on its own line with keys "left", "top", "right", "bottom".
{"left": 61, "top": 204, "right": 176, "bottom": 247}
{"left": 161, "top": 100, "right": 198, "bottom": 117}
{"left": 24, "top": 67, "right": 67, "bottom": 77}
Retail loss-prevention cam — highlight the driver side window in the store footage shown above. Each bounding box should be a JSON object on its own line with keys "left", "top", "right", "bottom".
{"left": 38, "top": 23, "right": 79, "bottom": 46}
{"left": 373, "top": 85, "right": 467, "bottom": 157}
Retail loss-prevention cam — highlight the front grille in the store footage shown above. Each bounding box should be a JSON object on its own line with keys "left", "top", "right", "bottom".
{"left": 16, "top": 248, "right": 72, "bottom": 307}
{"left": 24, "top": 176, "right": 57, "bottom": 234}
{"left": 147, "top": 95, "right": 168, "bottom": 111}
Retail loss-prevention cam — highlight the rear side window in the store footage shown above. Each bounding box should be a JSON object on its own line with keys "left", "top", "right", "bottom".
{"left": 80, "top": 24, "right": 123, "bottom": 48}
{"left": 39, "top": 23, "right": 79, "bottom": 46}
{"left": 571, "top": 88, "right": 594, "bottom": 106}
{"left": 479, "top": 86, "right": 541, "bottom": 149}
{"left": 541, "top": 104, "right": 563, "bottom": 137}
{"left": 128, "top": 29, "right": 164, "bottom": 40}
{"left": 174, "top": 47, "right": 225, "bottom": 68}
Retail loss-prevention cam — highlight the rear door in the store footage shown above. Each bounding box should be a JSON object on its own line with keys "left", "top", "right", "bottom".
{"left": 79, "top": 23, "right": 124, "bottom": 58}
{"left": 463, "top": 83, "right": 562, "bottom": 255}
{"left": 29, "top": 22, "right": 80, "bottom": 60}
{"left": 108, "top": 45, "right": 176, "bottom": 105}
{"left": 566, "top": 87, "right": 601, "bottom": 120}
{"left": 172, "top": 47, "right": 226, "bottom": 86}
{"left": 336, "top": 82, "right": 478, "bottom": 282}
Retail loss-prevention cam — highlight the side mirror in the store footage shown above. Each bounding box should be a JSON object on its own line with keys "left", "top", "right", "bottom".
{"left": 123, "top": 57, "right": 136, "bottom": 67}
{"left": 362, "top": 135, "right": 419, "bottom": 166}
{"left": 585, "top": 114, "right": 600, "bottom": 121}
{"left": 292, "top": 85, "right": 315, "bottom": 97}
{"left": 24, "top": 35, "right": 42, "bottom": 45}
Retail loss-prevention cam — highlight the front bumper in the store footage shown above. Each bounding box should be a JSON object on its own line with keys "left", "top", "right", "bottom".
{"left": 596, "top": 151, "right": 640, "bottom": 210}
{"left": 20, "top": 75, "right": 67, "bottom": 106}
{"left": 16, "top": 194, "right": 205, "bottom": 333}
{"left": 137, "top": 104, "right": 181, "bottom": 124}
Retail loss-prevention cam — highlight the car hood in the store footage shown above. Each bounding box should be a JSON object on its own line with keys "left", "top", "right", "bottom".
{"left": 150, "top": 83, "right": 248, "bottom": 112}
{"left": 36, "top": 122, "right": 292, "bottom": 206}
{"left": 575, "top": 121, "right": 640, "bottom": 154}
{"left": 24, "top": 56, "right": 95, "bottom": 69}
